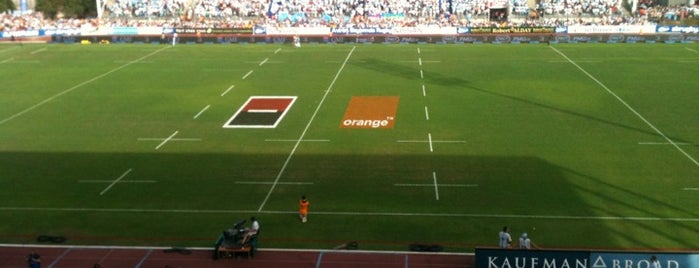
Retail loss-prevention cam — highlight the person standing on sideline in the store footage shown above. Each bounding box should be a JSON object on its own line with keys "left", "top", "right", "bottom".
{"left": 518, "top": 233, "right": 533, "bottom": 249}
{"left": 498, "top": 226, "right": 512, "bottom": 248}
{"left": 299, "top": 195, "right": 310, "bottom": 223}
{"left": 27, "top": 251, "right": 40, "bottom": 268}
{"left": 650, "top": 255, "right": 660, "bottom": 268}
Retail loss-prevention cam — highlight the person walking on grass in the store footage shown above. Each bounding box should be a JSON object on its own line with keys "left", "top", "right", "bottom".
{"left": 299, "top": 195, "right": 310, "bottom": 223}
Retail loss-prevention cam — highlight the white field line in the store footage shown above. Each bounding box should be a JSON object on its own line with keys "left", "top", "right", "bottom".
{"left": 684, "top": 47, "right": 698, "bottom": 53}
{"left": 220, "top": 85, "right": 235, "bottom": 96}
{"left": 420, "top": 69, "right": 424, "bottom": 79}
{"left": 264, "top": 139, "right": 330, "bottom": 142}
{"left": 395, "top": 183, "right": 478, "bottom": 187}
{"left": 638, "top": 142, "right": 694, "bottom": 145}
{"left": 2, "top": 206, "right": 698, "bottom": 222}
{"left": 549, "top": 45, "right": 699, "bottom": 168}
{"left": 236, "top": 181, "right": 313, "bottom": 185}
{"left": 249, "top": 109, "right": 278, "bottom": 113}
{"left": 432, "top": 171, "right": 439, "bottom": 200}
{"left": 79, "top": 180, "right": 156, "bottom": 183}
{"left": 137, "top": 138, "right": 200, "bottom": 141}
{"left": 422, "top": 84, "right": 426, "bottom": 96}
{"left": 274, "top": 48, "right": 282, "bottom": 54}
{"left": 418, "top": 58, "right": 423, "bottom": 66}
{"left": 48, "top": 248, "right": 72, "bottom": 268}
{"left": 397, "top": 140, "right": 466, "bottom": 143}
{"left": 257, "top": 46, "right": 356, "bottom": 212}
{"left": 0, "top": 244, "right": 473, "bottom": 257}
{"left": 428, "top": 133, "right": 433, "bottom": 152}
{"left": 259, "top": 57, "right": 269, "bottom": 66}
{"left": 424, "top": 106, "right": 430, "bottom": 120}
{"left": 30, "top": 47, "right": 47, "bottom": 54}
{"left": 100, "top": 169, "right": 133, "bottom": 195}
{"left": 683, "top": 188, "right": 699, "bottom": 191}
{"left": 0, "top": 46, "right": 19, "bottom": 53}
{"left": 417, "top": 48, "right": 421, "bottom": 54}
{"left": 193, "top": 105, "right": 210, "bottom": 119}
{"left": 155, "top": 131, "right": 178, "bottom": 150}
{"left": 0, "top": 46, "right": 169, "bottom": 126}
{"left": 242, "top": 70, "right": 253, "bottom": 79}
{"left": 0, "top": 57, "right": 13, "bottom": 64}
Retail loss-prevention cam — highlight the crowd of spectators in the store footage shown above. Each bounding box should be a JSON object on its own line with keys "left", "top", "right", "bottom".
{"left": 1, "top": 0, "right": 697, "bottom": 32}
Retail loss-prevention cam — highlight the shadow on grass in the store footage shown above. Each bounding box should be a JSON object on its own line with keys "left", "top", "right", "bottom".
{"left": 0, "top": 151, "right": 697, "bottom": 250}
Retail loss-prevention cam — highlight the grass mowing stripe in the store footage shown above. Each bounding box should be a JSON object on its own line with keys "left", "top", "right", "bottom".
{"left": 257, "top": 46, "right": 357, "bottom": 212}
{"left": 0, "top": 46, "right": 170, "bottom": 126}
{"left": 549, "top": 45, "right": 699, "bottom": 168}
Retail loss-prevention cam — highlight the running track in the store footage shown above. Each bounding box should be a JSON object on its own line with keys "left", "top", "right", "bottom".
{"left": 0, "top": 245, "right": 474, "bottom": 267}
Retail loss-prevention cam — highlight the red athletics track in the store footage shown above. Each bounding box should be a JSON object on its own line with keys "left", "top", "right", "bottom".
{"left": 0, "top": 244, "right": 474, "bottom": 268}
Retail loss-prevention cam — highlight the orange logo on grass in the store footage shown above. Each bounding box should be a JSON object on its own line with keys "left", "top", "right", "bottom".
{"left": 340, "top": 96, "right": 399, "bottom": 129}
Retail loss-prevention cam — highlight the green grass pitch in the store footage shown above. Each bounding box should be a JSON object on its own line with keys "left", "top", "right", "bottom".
{"left": 0, "top": 42, "right": 698, "bottom": 252}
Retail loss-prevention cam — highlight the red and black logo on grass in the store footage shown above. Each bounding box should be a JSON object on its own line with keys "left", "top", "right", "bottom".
{"left": 224, "top": 96, "right": 297, "bottom": 128}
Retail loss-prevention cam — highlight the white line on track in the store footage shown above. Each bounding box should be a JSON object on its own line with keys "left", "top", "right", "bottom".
{"left": 550, "top": 45, "right": 699, "bottom": 168}
{"left": 155, "top": 131, "right": 178, "bottom": 150}
{"left": 0, "top": 46, "right": 169, "bottom": 126}
{"left": 259, "top": 57, "right": 269, "bottom": 66}
{"left": 257, "top": 46, "right": 356, "bottom": 212}
{"left": 100, "top": 169, "right": 133, "bottom": 195}
{"left": 2, "top": 206, "right": 698, "bottom": 222}
{"left": 424, "top": 106, "right": 430, "bottom": 120}
{"left": 220, "top": 85, "right": 235, "bottom": 96}
{"left": 193, "top": 105, "right": 210, "bottom": 119}
{"left": 242, "top": 70, "right": 253, "bottom": 79}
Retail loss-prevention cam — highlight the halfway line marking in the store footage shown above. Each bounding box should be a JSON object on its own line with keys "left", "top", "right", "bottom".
{"left": 257, "top": 46, "right": 356, "bottom": 212}
{"left": 100, "top": 169, "right": 133, "bottom": 195}
{"left": 193, "top": 105, "right": 210, "bottom": 119}
{"left": 221, "top": 85, "right": 235, "bottom": 96}
{"left": 550, "top": 45, "right": 699, "bottom": 168}
{"left": 0, "top": 46, "right": 169, "bottom": 125}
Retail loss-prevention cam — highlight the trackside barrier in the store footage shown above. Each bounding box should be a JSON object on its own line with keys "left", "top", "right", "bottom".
{"left": 54, "top": 33, "right": 699, "bottom": 45}
{"left": 475, "top": 247, "right": 699, "bottom": 268}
